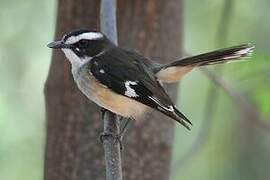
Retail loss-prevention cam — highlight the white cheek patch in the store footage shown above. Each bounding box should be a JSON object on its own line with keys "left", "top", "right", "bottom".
{"left": 124, "top": 81, "right": 139, "bottom": 97}
{"left": 65, "top": 32, "right": 103, "bottom": 44}
{"left": 62, "top": 49, "right": 80, "bottom": 62}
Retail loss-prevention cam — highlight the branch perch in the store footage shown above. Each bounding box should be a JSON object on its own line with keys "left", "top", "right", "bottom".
{"left": 102, "top": 112, "right": 122, "bottom": 180}
{"left": 100, "top": 0, "right": 123, "bottom": 180}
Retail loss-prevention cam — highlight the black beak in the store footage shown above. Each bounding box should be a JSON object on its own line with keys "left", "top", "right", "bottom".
{"left": 47, "top": 40, "right": 71, "bottom": 49}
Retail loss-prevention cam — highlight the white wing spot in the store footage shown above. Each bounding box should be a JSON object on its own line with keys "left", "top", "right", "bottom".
{"left": 148, "top": 96, "right": 174, "bottom": 112}
{"left": 124, "top": 81, "right": 138, "bottom": 97}
{"left": 99, "top": 69, "right": 105, "bottom": 74}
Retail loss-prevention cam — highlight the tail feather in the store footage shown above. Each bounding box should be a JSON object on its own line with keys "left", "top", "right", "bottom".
{"left": 155, "top": 44, "right": 254, "bottom": 83}
{"left": 169, "top": 43, "right": 254, "bottom": 67}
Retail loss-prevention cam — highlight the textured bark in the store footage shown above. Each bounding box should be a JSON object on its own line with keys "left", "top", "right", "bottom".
{"left": 44, "top": 0, "right": 183, "bottom": 180}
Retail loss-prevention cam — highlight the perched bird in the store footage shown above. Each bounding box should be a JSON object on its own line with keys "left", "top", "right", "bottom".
{"left": 47, "top": 29, "right": 254, "bottom": 130}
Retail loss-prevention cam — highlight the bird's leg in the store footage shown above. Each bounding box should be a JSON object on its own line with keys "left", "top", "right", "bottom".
{"left": 99, "top": 108, "right": 129, "bottom": 150}
{"left": 99, "top": 131, "right": 122, "bottom": 146}
{"left": 119, "top": 117, "right": 132, "bottom": 140}
{"left": 100, "top": 107, "right": 107, "bottom": 119}
{"left": 114, "top": 117, "right": 132, "bottom": 150}
{"left": 99, "top": 115, "right": 132, "bottom": 150}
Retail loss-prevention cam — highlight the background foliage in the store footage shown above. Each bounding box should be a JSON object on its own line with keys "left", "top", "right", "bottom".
{"left": 0, "top": 0, "right": 269, "bottom": 180}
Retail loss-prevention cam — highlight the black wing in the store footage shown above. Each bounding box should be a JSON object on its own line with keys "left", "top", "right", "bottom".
{"left": 89, "top": 47, "right": 192, "bottom": 129}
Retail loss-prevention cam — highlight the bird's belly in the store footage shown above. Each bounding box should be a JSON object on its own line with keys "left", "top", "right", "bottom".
{"left": 76, "top": 74, "right": 148, "bottom": 119}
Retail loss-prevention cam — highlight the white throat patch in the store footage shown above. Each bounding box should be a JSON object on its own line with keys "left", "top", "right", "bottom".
{"left": 62, "top": 49, "right": 88, "bottom": 72}
{"left": 65, "top": 32, "right": 103, "bottom": 44}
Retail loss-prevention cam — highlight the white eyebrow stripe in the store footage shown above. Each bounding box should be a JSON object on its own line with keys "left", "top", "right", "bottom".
{"left": 65, "top": 32, "right": 103, "bottom": 44}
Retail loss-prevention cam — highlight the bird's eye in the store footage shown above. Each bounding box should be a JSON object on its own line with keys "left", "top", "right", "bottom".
{"left": 79, "top": 39, "right": 89, "bottom": 47}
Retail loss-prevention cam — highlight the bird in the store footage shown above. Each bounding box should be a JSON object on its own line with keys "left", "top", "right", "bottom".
{"left": 47, "top": 29, "right": 254, "bottom": 131}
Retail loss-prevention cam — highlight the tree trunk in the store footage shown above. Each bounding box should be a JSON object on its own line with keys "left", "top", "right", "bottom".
{"left": 44, "top": 0, "right": 183, "bottom": 180}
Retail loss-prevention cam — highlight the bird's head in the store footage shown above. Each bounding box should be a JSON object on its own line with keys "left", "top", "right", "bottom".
{"left": 47, "top": 29, "right": 113, "bottom": 66}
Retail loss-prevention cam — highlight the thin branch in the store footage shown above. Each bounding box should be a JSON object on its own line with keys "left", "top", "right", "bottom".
{"left": 102, "top": 112, "right": 122, "bottom": 180}
{"left": 100, "top": 0, "right": 118, "bottom": 44}
{"left": 100, "top": 1, "right": 123, "bottom": 180}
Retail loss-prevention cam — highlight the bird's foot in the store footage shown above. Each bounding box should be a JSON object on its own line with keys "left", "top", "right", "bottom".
{"left": 100, "top": 107, "right": 107, "bottom": 119}
{"left": 99, "top": 132, "right": 124, "bottom": 150}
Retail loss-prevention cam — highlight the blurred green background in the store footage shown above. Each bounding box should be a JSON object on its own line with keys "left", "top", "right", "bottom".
{"left": 0, "top": 0, "right": 269, "bottom": 180}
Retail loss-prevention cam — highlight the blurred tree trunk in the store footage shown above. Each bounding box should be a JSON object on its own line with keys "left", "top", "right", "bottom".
{"left": 44, "top": 0, "right": 183, "bottom": 180}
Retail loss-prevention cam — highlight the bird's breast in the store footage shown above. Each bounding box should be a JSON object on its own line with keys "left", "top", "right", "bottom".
{"left": 73, "top": 68, "right": 148, "bottom": 119}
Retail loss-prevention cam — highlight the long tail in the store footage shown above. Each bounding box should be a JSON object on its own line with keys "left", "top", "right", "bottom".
{"left": 155, "top": 44, "right": 254, "bottom": 83}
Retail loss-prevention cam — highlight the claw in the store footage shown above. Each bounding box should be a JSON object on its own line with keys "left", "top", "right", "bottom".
{"left": 99, "top": 115, "right": 132, "bottom": 150}
{"left": 99, "top": 132, "right": 124, "bottom": 150}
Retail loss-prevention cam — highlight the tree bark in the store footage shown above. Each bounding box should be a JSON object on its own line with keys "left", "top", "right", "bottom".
{"left": 44, "top": 0, "right": 183, "bottom": 180}
{"left": 117, "top": 1, "right": 183, "bottom": 179}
